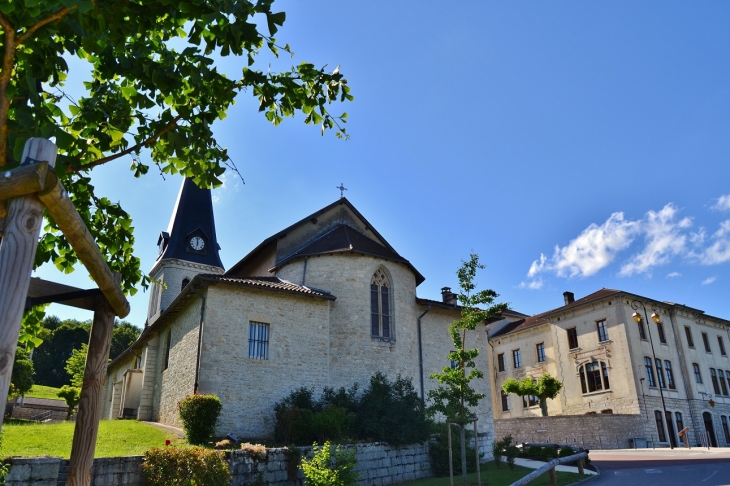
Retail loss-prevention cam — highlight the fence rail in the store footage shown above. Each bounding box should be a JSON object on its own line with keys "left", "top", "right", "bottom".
{"left": 509, "top": 452, "right": 588, "bottom": 486}
{"left": 29, "top": 410, "right": 52, "bottom": 421}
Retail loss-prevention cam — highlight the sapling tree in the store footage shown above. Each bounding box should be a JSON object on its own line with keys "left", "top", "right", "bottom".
{"left": 428, "top": 254, "right": 508, "bottom": 485}
{"left": 502, "top": 373, "right": 563, "bottom": 417}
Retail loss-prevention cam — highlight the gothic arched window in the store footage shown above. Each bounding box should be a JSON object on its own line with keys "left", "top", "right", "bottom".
{"left": 371, "top": 268, "right": 392, "bottom": 339}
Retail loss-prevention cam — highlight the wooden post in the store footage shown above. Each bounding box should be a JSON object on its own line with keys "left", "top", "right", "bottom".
{"left": 577, "top": 458, "right": 584, "bottom": 475}
{"left": 473, "top": 419, "right": 480, "bottom": 486}
{"left": 0, "top": 138, "right": 57, "bottom": 432}
{"left": 67, "top": 277, "right": 119, "bottom": 486}
{"left": 548, "top": 466, "right": 557, "bottom": 485}
{"left": 447, "top": 423, "right": 454, "bottom": 486}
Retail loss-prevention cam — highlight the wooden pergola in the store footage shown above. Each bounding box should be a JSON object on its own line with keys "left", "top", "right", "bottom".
{"left": 0, "top": 138, "right": 131, "bottom": 486}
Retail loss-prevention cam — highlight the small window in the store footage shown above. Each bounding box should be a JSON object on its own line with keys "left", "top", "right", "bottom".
{"left": 675, "top": 412, "right": 684, "bottom": 437}
{"left": 664, "top": 360, "right": 675, "bottom": 390}
{"left": 181, "top": 278, "right": 190, "bottom": 292}
{"left": 567, "top": 328, "right": 578, "bottom": 349}
{"left": 637, "top": 319, "right": 647, "bottom": 339}
{"left": 645, "top": 357, "right": 656, "bottom": 387}
{"left": 719, "top": 336, "right": 727, "bottom": 356}
{"left": 597, "top": 320, "right": 609, "bottom": 342}
{"left": 720, "top": 370, "right": 729, "bottom": 396}
{"left": 501, "top": 391, "right": 510, "bottom": 411}
{"left": 450, "top": 359, "right": 458, "bottom": 369}
{"left": 163, "top": 330, "right": 172, "bottom": 371}
{"left": 703, "top": 332, "right": 712, "bottom": 353}
{"left": 497, "top": 353, "right": 506, "bottom": 372}
{"left": 600, "top": 409, "right": 613, "bottom": 414}
{"left": 693, "top": 363, "right": 702, "bottom": 383}
{"left": 722, "top": 416, "right": 730, "bottom": 443}
{"left": 685, "top": 326, "right": 694, "bottom": 347}
{"left": 656, "top": 322, "right": 666, "bottom": 344}
{"left": 536, "top": 343, "right": 546, "bottom": 363}
{"left": 710, "top": 368, "right": 721, "bottom": 395}
{"left": 726, "top": 370, "right": 730, "bottom": 393}
{"left": 655, "top": 411, "right": 667, "bottom": 442}
{"left": 655, "top": 359, "right": 666, "bottom": 388}
{"left": 248, "top": 321, "right": 270, "bottom": 360}
{"left": 513, "top": 349, "right": 522, "bottom": 368}
{"left": 522, "top": 393, "right": 539, "bottom": 408}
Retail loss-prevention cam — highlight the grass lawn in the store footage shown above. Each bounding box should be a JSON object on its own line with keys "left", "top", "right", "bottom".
{"left": 25, "top": 385, "right": 63, "bottom": 400}
{"left": 402, "top": 461, "right": 584, "bottom": 486}
{"left": 2, "top": 420, "right": 185, "bottom": 458}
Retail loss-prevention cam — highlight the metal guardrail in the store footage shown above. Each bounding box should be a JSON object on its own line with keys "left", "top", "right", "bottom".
{"left": 509, "top": 452, "right": 589, "bottom": 486}
{"left": 30, "top": 410, "right": 53, "bottom": 421}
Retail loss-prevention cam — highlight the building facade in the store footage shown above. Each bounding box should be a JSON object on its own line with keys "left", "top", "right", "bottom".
{"left": 104, "top": 179, "right": 515, "bottom": 452}
{"left": 488, "top": 289, "right": 730, "bottom": 448}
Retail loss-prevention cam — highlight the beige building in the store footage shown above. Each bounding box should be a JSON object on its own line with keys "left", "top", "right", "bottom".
{"left": 488, "top": 289, "right": 730, "bottom": 447}
{"left": 105, "top": 178, "right": 512, "bottom": 452}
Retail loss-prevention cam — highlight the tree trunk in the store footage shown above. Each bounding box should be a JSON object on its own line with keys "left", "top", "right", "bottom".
{"left": 540, "top": 397, "right": 548, "bottom": 416}
{"left": 460, "top": 425, "right": 467, "bottom": 485}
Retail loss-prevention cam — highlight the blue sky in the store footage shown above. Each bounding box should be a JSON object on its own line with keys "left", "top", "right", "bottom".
{"left": 36, "top": 1, "right": 730, "bottom": 326}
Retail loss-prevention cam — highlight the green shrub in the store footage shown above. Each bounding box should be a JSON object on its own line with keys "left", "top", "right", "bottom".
{"left": 0, "top": 434, "right": 10, "bottom": 484}
{"left": 492, "top": 440, "right": 503, "bottom": 468}
{"left": 142, "top": 447, "right": 229, "bottom": 486}
{"left": 428, "top": 423, "right": 477, "bottom": 477}
{"left": 527, "top": 445, "right": 543, "bottom": 458}
{"left": 558, "top": 447, "right": 574, "bottom": 457}
{"left": 538, "top": 447, "right": 556, "bottom": 461}
{"left": 311, "top": 407, "right": 354, "bottom": 443}
{"left": 177, "top": 394, "right": 222, "bottom": 445}
{"left": 505, "top": 446, "right": 519, "bottom": 470}
{"left": 300, "top": 441, "right": 358, "bottom": 486}
{"left": 57, "top": 386, "right": 80, "bottom": 420}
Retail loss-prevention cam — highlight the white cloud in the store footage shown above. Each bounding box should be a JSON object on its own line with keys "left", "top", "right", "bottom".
{"left": 692, "top": 219, "right": 730, "bottom": 265}
{"left": 619, "top": 204, "right": 692, "bottom": 276}
{"left": 666, "top": 272, "right": 681, "bottom": 278}
{"left": 519, "top": 278, "right": 544, "bottom": 290}
{"left": 702, "top": 276, "right": 717, "bottom": 285}
{"left": 712, "top": 193, "right": 730, "bottom": 211}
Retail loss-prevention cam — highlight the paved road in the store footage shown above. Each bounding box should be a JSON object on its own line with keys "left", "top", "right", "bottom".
{"left": 589, "top": 448, "right": 730, "bottom": 486}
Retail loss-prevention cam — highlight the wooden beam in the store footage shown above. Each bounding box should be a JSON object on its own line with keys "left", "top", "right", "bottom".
{"left": 37, "top": 172, "right": 130, "bottom": 318}
{"left": 27, "top": 277, "right": 100, "bottom": 311}
{"left": 0, "top": 138, "right": 57, "bottom": 433}
{"left": 67, "top": 282, "right": 118, "bottom": 486}
{"left": 0, "top": 161, "right": 53, "bottom": 202}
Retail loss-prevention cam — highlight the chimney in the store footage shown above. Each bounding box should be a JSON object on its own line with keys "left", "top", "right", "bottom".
{"left": 441, "top": 287, "right": 458, "bottom": 306}
{"left": 563, "top": 291, "right": 575, "bottom": 305}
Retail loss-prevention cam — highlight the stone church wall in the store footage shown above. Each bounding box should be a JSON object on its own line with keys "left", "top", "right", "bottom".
{"left": 198, "top": 283, "right": 332, "bottom": 438}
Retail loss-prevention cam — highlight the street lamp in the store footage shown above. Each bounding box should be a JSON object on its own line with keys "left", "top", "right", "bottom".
{"left": 632, "top": 299, "right": 673, "bottom": 449}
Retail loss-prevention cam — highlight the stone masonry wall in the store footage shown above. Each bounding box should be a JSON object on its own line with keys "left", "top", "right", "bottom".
{"left": 494, "top": 414, "right": 645, "bottom": 450}
{"left": 4, "top": 442, "right": 431, "bottom": 486}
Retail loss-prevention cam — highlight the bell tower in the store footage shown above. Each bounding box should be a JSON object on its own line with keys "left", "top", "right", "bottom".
{"left": 147, "top": 177, "right": 224, "bottom": 324}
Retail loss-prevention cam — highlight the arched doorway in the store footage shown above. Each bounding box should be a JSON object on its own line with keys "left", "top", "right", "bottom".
{"left": 703, "top": 412, "right": 718, "bottom": 447}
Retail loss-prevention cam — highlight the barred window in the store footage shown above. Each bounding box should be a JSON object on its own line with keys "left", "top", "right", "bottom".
{"left": 371, "top": 268, "right": 392, "bottom": 339}
{"left": 248, "top": 321, "right": 269, "bottom": 360}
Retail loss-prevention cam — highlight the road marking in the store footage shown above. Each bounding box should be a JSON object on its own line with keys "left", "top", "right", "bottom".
{"left": 701, "top": 470, "right": 717, "bottom": 482}
{"left": 644, "top": 469, "right": 663, "bottom": 474}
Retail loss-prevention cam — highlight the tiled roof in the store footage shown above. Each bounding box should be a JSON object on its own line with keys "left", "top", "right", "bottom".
{"left": 489, "top": 288, "right": 622, "bottom": 338}
{"left": 274, "top": 224, "right": 424, "bottom": 283}
{"left": 198, "top": 274, "right": 336, "bottom": 300}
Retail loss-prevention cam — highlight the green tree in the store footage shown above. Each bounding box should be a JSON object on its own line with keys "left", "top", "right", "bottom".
{"left": 57, "top": 385, "right": 81, "bottom": 420}
{"left": 428, "top": 254, "right": 508, "bottom": 485}
{"left": 299, "top": 441, "right": 358, "bottom": 486}
{"left": 65, "top": 342, "right": 88, "bottom": 387}
{"left": 110, "top": 320, "right": 141, "bottom": 360}
{"left": 0, "top": 1, "right": 353, "bottom": 345}
{"left": 8, "top": 348, "right": 34, "bottom": 399}
{"left": 32, "top": 317, "right": 90, "bottom": 387}
{"left": 502, "top": 373, "right": 563, "bottom": 417}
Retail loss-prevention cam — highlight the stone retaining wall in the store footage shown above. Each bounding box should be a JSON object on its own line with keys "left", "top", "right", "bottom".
{"left": 494, "top": 414, "right": 645, "bottom": 450}
{"left": 4, "top": 442, "right": 432, "bottom": 486}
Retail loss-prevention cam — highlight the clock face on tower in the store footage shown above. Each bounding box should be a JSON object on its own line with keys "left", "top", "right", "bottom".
{"left": 189, "top": 236, "right": 205, "bottom": 251}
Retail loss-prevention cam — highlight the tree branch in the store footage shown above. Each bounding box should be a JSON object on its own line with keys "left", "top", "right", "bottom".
{"left": 17, "top": 6, "right": 77, "bottom": 46}
{"left": 69, "top": 114, "right": 184, "bottom": 173}
{"left": 0, "top": 13, "right": 15, "bottom": 167}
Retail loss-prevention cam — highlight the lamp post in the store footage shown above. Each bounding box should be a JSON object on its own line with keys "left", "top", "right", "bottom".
{"left": 631, "top": 299, "right": 673, "bottom": 449}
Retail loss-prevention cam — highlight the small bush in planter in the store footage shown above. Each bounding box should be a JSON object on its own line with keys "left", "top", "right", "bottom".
{"left": 143, "top": 447, "right": 229, "bottom": 485}
{"left": 559, "top": 446, "right": 575, "bottom": 457}
{"left": 178, "top": 394, "right": 222, "bottom": 445}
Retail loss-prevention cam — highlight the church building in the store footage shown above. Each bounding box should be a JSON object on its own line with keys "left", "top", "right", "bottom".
{"left": 104, "top": 178, "right": 521, "bottom": 448}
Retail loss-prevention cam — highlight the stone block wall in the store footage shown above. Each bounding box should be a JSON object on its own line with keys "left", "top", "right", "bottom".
{"left": 3, "top": 442, "right": 431, "bottom": 486}
{"left": 494, "top": 414, "right": 645, "bottom": 450}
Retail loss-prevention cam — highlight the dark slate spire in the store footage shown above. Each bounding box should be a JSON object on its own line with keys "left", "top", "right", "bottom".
{"left": 156, "top": 177, "right": 224, "bottom": 269}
